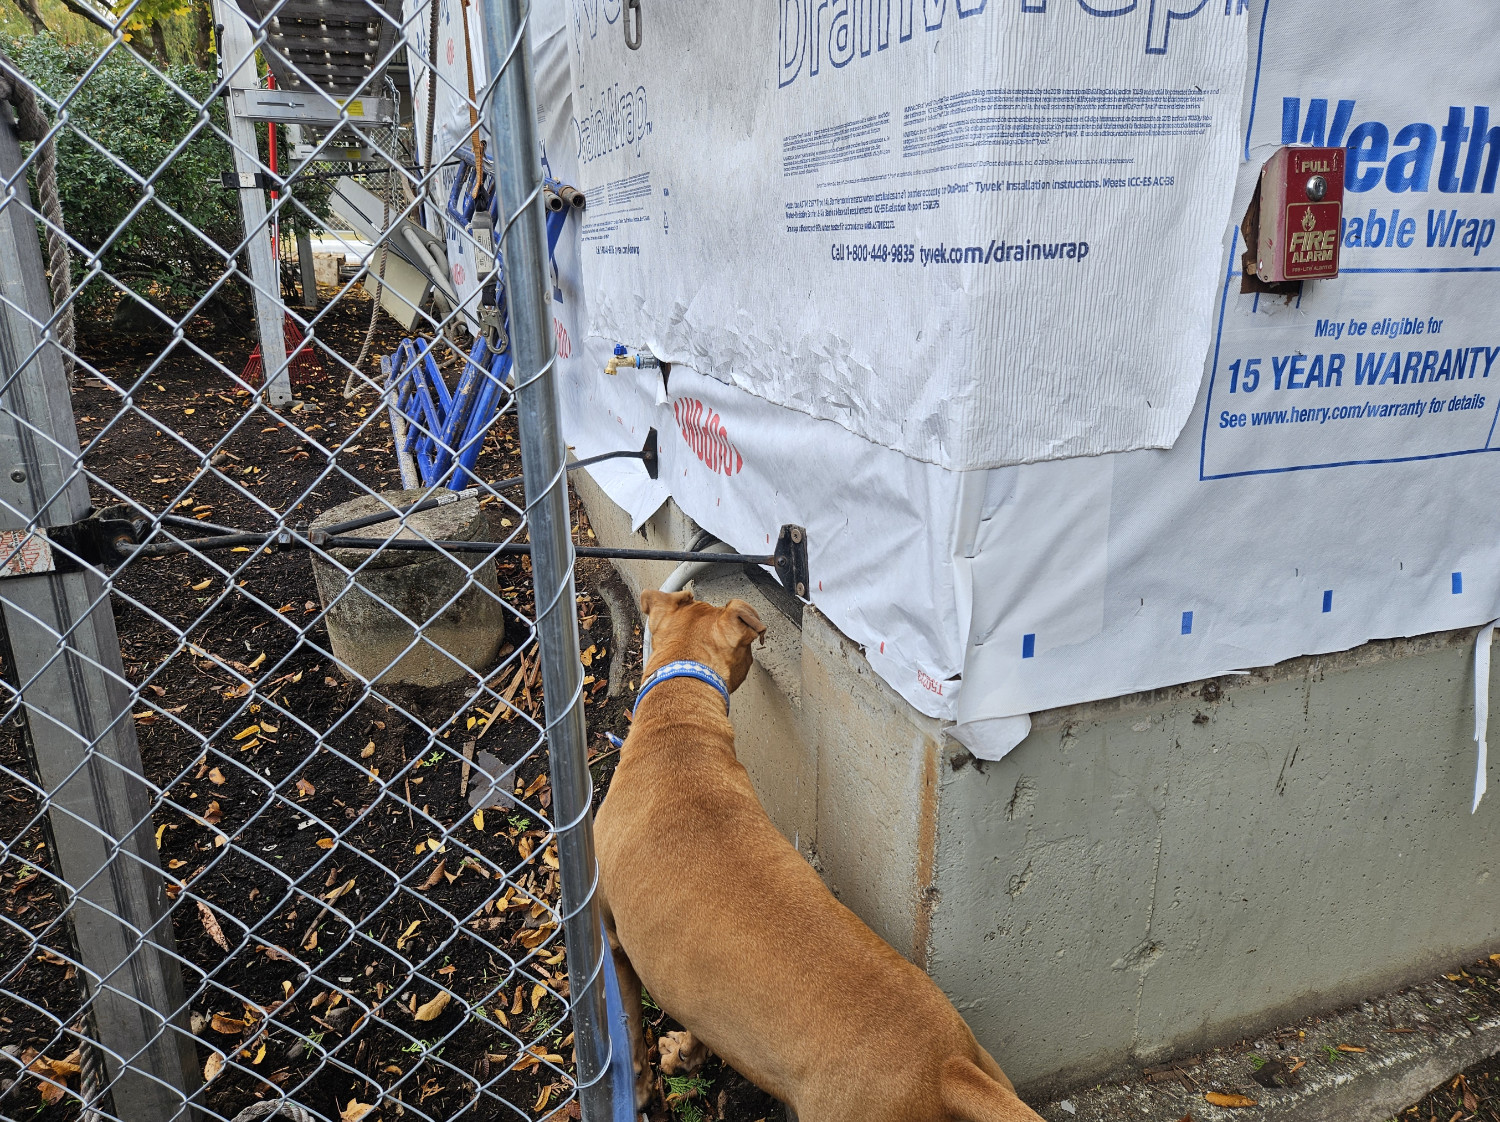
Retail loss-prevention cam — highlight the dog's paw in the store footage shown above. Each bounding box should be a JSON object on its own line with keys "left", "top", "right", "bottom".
{"left": 657, "top": 1030, "right": 708, "bottom": 1076}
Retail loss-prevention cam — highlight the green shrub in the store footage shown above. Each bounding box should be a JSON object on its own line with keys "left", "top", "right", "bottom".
{"left": 8, "top": 33, "right": 329, "bottom": 332}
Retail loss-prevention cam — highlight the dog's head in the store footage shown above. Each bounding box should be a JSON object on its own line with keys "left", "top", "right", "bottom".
{"left": 640, "top": 589, "right": 766, "bottom": 692}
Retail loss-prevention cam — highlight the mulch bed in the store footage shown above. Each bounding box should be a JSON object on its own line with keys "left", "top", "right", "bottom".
{"left": 1402, "top": 1056, "right": 1500, "bottom": 1122}
{"left": 1397, "top": 960, "right": 1500, "bottom": 1122}
{"left": 0, "top": 289, "right": 786, "bottom": 1122}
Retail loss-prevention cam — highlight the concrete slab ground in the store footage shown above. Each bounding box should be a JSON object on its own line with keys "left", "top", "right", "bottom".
{"left": 568, "top": 471, "right": 1500, "bottom": 1102}
{"left": 1036, "top": 963, "right": 1500, "bottom": 1122}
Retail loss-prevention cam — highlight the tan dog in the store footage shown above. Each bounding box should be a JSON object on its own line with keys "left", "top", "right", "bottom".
{"left": 594, "top": 590, "right": 1044, "bottom": 1122}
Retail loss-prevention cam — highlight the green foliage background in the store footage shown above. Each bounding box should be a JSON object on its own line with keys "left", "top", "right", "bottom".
{"left": 9, "top": 33, "right": 248, "bottom": 326}
{"left": 7, "top": 31, "right": 333, "bottom": 331}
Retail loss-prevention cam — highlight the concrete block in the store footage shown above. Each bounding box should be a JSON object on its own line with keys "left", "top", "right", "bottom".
{"left": 310, "top": 488, "right": 506, "bottom": 686}
{"left": 312, "top": 252, "right": 343, "bottom": 288}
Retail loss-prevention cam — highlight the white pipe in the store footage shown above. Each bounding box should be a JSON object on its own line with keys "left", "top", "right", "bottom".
{"left": 382, "top": 363, "right": 420, "bottom": 489}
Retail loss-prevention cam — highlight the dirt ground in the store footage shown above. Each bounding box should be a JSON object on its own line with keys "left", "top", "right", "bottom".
{"left": 0, "top": 290, "right": 781, "bottom": 1122}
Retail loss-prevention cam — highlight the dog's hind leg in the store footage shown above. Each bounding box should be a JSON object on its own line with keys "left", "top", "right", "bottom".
{"left": 605, "top": 917, "right": 653, "bottom": 1111}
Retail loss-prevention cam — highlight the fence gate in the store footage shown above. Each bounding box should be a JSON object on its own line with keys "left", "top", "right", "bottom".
{"left": 0, "top": 0, "right": 627, "bottom": 1117}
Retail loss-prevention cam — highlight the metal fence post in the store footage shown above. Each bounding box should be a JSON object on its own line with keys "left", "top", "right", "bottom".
{"left": 479, "top": 3, "right": 619, "bottom": 1118}
{"left": 0, "top": 110, "right": 198, "bottom": 1117}
{"left": 213, "top": 0, "right": 294, "bottom": 406}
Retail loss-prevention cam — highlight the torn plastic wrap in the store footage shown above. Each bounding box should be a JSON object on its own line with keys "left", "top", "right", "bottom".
{"left": 538, "top": 1, "right": 1500, "bottom": 778}
{"left": 560, "top": 0, "right": 1250, "bottom": 470}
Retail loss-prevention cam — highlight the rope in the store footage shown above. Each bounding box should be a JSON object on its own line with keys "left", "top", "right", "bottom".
{"left": 423, "top": 0, "right": 439, "bottom": 183}
{"left": 74, "top": 1018, "right": 105, "bottom": 1122}
{"left": 0, "top": 52, "right": 76, "bottom": 384}
{"left": 346, "top": 155, "right": 396, "bottom": 398}
{"left": 459, "top": 0, "right": 485, "bottom": 186}
{"left": 36, "top": 135, "right": 74, "bottom": 380}
{"left": 227, "top": 1100, "right": 320, "bottom": 1122}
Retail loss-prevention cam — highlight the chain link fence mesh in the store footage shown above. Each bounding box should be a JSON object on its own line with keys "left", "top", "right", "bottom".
{"left": 0, "top": 0, "right": 618, "bottom": 1117}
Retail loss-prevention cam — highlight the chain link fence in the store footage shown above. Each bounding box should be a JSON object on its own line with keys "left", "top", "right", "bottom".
{"left": 0, "top": 0, "right": 626, "bottom": 1117}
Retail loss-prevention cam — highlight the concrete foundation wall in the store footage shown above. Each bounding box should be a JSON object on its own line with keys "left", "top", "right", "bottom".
{"left": 934, "top": 630, "right": 1500, "bottom": 1094}
{"left": 570, "top": 472, "right": 1500, "bottom": 1097}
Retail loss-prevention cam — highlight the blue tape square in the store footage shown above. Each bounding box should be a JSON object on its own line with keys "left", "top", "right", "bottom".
{"left": 1022, "top": 633, "right": 1036, "bottom": 659}
{"left": 1322, "top": 589, "right": 1333, "bottom": 613}
{"left": 1453, "top": 571, "right": 1464, "bottom": 595}
{"left": 1181, "top": 610, "right": 1193, "bottom": 635}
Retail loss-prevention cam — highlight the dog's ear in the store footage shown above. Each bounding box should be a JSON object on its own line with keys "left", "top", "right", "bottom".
{"left": 640, "top": 588, "right": 693, "bottom": 631}
{"left": 718, "top": 599, "right": 766, "bottom": 648}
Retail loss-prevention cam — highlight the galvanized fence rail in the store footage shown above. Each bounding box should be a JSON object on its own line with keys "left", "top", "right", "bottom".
{"left": 0, "top": 0, "right": 628, "bottom": 1117}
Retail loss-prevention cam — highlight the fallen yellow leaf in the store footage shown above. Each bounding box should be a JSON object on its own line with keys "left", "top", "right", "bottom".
{"left": 203, "top": 1052, "right": 224, "bottom": 1082}
{"left": 531, "top": 983, "right": 546, "bottom": 1009}
{"left": 396, "top": 919, "right": 421, "bottom": 950}
{"left": 192, "top": 579, "right": 212, "bottom": 591}
{"left": 232, "top": 725, "right": 260, "bottom": 741}
{"left": 248, "top": 653, "right": 266, "bottom": 670}
{"left": 1205, "top": 1092, "right": 1257, "bottom": 1108}
{"left": 414, "top": 991, "right": 451, "bottom": 1022}
{"left": 252, "top": 1041, "right": 266, "bottom": 1065}
{"left": 472, "top": 809, "right": 484, "bottom": 831}
{"left": 208, "top": 767, "right": 226, "bottom": 785}
{"left": 45, "top": 1052, "right": 81, "bottom": 1078}
{"left": 339, "top": 1099, "right": 375, "bottom": 1122}
{"left": 361, "top": 742, "right": 376, "bottom": 758}
{"left": 315, "top": 837, "right": 335, "bottom": 849}
{"left": 209, "top": 1012, "right": 244, "bottom": 1034}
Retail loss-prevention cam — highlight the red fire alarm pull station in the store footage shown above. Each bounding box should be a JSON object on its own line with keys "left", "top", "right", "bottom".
{"left": 1243, "top": 146, "right": 1344, "bottom": 289}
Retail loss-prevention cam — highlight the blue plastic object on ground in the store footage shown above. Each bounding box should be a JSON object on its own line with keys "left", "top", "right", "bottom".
{"left": 385, "top": 159, "right": 578, "bottom": 491}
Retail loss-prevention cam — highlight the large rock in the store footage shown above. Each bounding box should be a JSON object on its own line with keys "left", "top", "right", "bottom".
{"left": 310, "top": 488, "right": 506, "bottom": 686}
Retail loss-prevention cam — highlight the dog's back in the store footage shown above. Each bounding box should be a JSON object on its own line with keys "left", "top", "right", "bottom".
{"left": 595, "top": 593, "right": 1042, "bottom": 1122}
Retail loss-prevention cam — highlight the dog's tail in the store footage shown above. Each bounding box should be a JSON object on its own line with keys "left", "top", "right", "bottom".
{"left": 940, "top": 1057, "right": 1043, "bottom": 1122}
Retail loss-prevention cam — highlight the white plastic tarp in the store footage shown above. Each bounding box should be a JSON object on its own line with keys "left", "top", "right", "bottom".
{"left": 532, "top": 0, "right": 1500, "bottom": 762}
{"left": 953, "top": 0, "right": 1500, "bottom": 757}
{"left": 561, "top": 0, "right": 1250, "bottom": 470}
{"left": 534, "top": 26, "right": 972, "bottom": 718}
